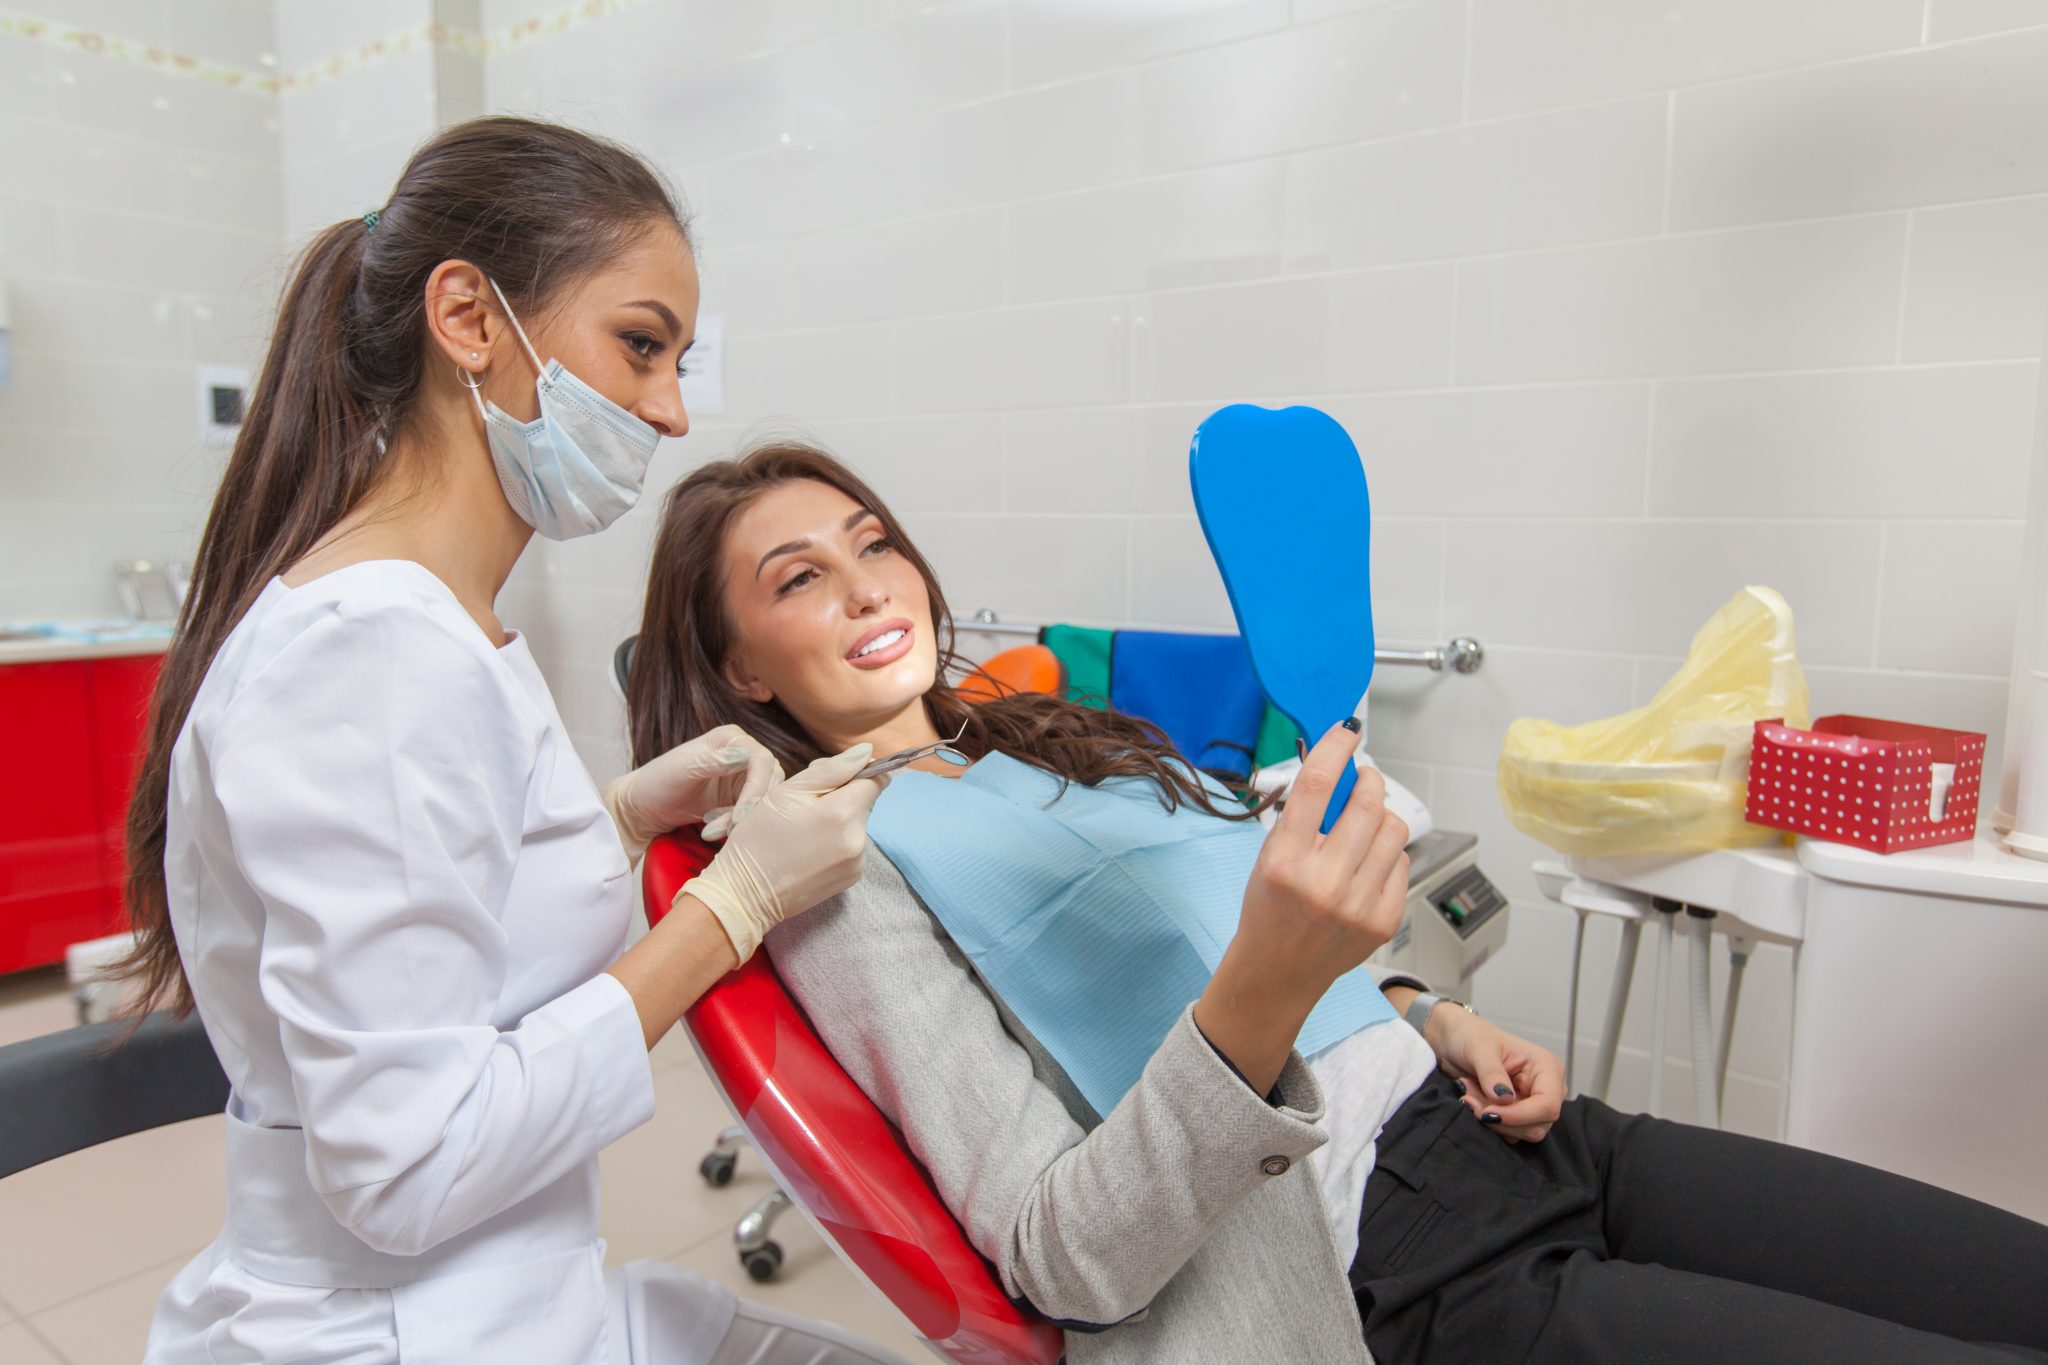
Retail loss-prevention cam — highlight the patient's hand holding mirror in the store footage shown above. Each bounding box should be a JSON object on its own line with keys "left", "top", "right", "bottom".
{"left": 1190, "top": 404, "right": 1375, "bottom": 835}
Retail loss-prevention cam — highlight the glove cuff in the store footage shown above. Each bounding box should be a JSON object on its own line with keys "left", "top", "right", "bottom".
{"left": 680, "top": 875, "right": 764, "bottom": 964}
{"left": 601, "top": 776, "right": 656, "bottom": 864}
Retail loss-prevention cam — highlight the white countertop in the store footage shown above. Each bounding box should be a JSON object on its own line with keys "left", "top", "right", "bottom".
{"left": 1798, "top": 827, "right": 2048, "bottom": 908}
{"left": 1562, "top": 842, "right": 1807, "bottom": 944}
{"left": 0, "top": 620, "right": 175, "bottom": 665}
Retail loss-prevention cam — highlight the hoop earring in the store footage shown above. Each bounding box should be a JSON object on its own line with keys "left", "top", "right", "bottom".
{"left": 458, "top": 365, "right": 484, "bottom": 391}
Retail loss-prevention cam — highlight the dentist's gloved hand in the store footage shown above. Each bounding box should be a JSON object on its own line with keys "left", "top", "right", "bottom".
{"left": 681, "top": 744, "right": 886, "bottom": 963}
{"left": 602, "top": 725, "right": 784, "bottom": 863}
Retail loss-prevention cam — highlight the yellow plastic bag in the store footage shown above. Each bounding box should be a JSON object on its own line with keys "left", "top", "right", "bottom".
{"left": 1497, "top": 586, "right": 1810, "bottom": 857}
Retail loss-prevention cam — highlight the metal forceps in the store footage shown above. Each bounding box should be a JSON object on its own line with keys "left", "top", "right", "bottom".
{"left": 855, "top": 717, "right": 971, "bottom": 780}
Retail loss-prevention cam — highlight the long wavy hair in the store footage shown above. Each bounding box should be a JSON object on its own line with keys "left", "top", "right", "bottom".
{"left": 628, "top": 441, "right": 1262, "bottom": 822}
{"left": 119, "top": 116, "right": 690, "bottom": 1017}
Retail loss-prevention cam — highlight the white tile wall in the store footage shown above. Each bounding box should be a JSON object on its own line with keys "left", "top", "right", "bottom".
{"left": 471, "top": 0, "right": 2048, "bottom": 1133}
{"left": 1903, "top": 197, "right": 2048, "bottom": 361}
{"left": 1009, "top": 161, "right": 1286, "bottom": 302}
{"left": 1647, "top": 365, "right": 2038, "bottom": 518}
{"left": 1669, "top": 28, "right": 2048, "bottom": 228}
{"left": 1136, "top": 266, "right": 1455, "bottom": 399}
{"left": 1931, "top": 0, "right": 2048, "bottom": 40}
{"left": 1875, "top": 521, "right": 2026, "bottom": 675}
{"left": 1282, "top": 98, "right": 1667, "bottom": 271}
{"left": 277, "top": 17, "right": 437, "bottom": 241}
{"left": 1009, "top": 0, "right": 1288, "bottom": 89}
{"left": 1134, "top": 3, "right": 1465, "bottom": 172}
{"left": 1467, "top": 0, "right": 1925, "bottom": 120}
{"left": 1454, "top": 216, "right": 1909, "bottom": 383}
{"left": 0, "top": 1, "right": 281, "bottom": 618}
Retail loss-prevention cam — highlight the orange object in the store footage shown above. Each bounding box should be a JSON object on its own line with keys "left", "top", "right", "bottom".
{"left": 955, "top": 643, "right": 1063, "bottom": 705}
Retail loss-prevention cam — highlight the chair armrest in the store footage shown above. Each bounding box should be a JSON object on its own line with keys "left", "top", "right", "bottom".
{"left": 0, "top": 1011, "right": 228, "bottom": 1178}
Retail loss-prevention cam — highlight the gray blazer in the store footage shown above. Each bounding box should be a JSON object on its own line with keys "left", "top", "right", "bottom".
{"left": 766, "top": 845, "right": 1380, "bottom": 1364}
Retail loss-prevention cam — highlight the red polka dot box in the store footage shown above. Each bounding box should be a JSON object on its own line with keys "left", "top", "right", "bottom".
{"left": 1745, "top": 715, "right": 1985, "bottom": 853}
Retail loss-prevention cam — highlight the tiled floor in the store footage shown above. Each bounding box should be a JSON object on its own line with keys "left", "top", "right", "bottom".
{"left": 0, "top": 968, "right": 926, "bottom": 1363}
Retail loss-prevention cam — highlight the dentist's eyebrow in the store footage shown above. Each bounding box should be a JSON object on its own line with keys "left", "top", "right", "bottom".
{"left": 623, "top": 299, "right": 683, "bottom": 339}
{"left": 755, "top": 508, "right": 878, "bottom": 580}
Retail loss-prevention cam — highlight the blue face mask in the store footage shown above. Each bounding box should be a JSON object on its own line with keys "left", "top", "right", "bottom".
{"left": 465, "top": 277, "right": 664, "bottom": 540}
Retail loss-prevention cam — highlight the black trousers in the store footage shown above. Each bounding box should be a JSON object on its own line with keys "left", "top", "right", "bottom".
{"left": 1351, "top": 1073, "right": 2048, "bottom": 1364}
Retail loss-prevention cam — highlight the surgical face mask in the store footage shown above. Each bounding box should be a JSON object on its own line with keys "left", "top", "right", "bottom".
{"left": 464, "top": 277, "right": 663, "bottom": 540}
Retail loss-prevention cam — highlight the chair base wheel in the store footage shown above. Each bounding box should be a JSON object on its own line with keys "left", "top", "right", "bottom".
{"left": 699, "top": 1152, "right": 737, "bottom": 1187}
{"left": 741, "top": 1242, "right": 783, "bottom": 1282}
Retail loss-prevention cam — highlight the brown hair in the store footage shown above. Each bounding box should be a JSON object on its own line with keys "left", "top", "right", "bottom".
{"left": 121, "top": 116, "right": 690, "bottom": 1016}
{"left": 628, "top": 441, "right": 1263, "bottom": 822}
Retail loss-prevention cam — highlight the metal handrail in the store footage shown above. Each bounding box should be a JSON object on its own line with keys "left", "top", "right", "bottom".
{"left": 956, "top": 609, "right": 1484, "bottom": 674}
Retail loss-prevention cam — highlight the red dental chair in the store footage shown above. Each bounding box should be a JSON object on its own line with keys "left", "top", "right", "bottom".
{"left": 629, "top": 633, "right": 1064, "bottom": 1362}
{"left": 644, "top": 833, "right": 1064, "bottom": 1365}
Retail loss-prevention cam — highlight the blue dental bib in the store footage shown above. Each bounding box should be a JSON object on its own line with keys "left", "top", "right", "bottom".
{"left": 866, "top": 752, "right": 1396, "bottom": 1117}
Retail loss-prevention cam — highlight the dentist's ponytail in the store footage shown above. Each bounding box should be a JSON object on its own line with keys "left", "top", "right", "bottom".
{"left": 119, "top": 116, "right": 689, "bottom": 1018}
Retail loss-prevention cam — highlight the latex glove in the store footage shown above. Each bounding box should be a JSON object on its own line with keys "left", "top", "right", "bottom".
{"left": 602, "top": 724, "right": 784, "bottom": 863}
{"left": 1425, "top": 1006, "right": 1565, "bottom": 1144}
{"left": 681, "top": 744, "right": 886, "bottom": 963}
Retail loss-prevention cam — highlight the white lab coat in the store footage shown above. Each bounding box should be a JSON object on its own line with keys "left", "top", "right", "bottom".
{"left": 138, "top": 561, "right": 788, "bottom": 1364}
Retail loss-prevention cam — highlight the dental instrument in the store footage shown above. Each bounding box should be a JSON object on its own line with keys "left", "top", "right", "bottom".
{"left": 1189, "top": 404, "right": 1378, "bottom": 834}
{"left": 856, "top": 717, "right": 971, "bottom": 781}
{"left": 1715, "top": 935, "right": 1752, "bottom": 1112}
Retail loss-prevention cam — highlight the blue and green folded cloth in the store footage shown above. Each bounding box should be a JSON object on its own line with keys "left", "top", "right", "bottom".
{"left": 1038, "top": 624, "right": 1302, "bottom": 782}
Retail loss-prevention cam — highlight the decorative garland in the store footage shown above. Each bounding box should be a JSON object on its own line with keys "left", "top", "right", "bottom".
{"left": 0, "top": 0, "right": 644, "bottom": 98}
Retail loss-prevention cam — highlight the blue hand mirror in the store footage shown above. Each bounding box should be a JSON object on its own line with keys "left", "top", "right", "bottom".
{"left": 1190, "top": 404, "right": 1374, "bottom": 834}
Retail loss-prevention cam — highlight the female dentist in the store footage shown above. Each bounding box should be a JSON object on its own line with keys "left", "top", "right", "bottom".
{"left": 125, "top": 117, "right": 902, "bottom": 1365}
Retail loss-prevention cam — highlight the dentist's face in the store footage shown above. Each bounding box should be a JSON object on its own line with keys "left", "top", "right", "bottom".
{"left": 478, "top": 224, "right": 699, "bottom": 438}
{"left": 719, "top": 478, "right": 939, "bottom": 737}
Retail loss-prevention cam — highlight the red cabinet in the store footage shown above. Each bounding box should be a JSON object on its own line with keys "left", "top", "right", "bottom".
{"left": 0, "top": 651, "right": 164, "bottom": 975}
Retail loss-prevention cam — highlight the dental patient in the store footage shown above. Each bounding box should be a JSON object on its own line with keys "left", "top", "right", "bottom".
{"left": 627, "top": 442, "right": 2048, "bottom": 1365}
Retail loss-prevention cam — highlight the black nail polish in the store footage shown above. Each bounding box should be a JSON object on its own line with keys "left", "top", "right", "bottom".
{"left": 1482, "top": 1112, "right": 1502, "bottom": 1125}
{"left": 1341, "top": 716, "right": 1361, "bottom": 733}
{"left": 1493, "top": 1084, "right": 1513, "bottom": 1099}
{"left": 1295, "top": 737, "right": 1309, "bottom": 762}
{"left": 1454, "top": 1078, "right": 1467, "bottom": 1094}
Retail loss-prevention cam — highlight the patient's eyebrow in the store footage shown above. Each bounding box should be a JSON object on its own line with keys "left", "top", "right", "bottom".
{"left": 755, "top": 507, "right": 879, "bottom": 580}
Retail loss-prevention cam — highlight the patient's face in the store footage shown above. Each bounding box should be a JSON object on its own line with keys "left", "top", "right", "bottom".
{"left": 720, "top": 478, "right": 939, "bottom": 740}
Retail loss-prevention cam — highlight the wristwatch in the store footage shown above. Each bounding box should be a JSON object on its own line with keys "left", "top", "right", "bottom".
{"left": 1404, "top": 991, "right": 1470, "bottom": 1035}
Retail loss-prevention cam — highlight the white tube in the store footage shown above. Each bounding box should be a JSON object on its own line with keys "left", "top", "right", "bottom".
{"left": 1565, "top": 911, "right": 1587, "bottom": 1096}
{"left": 1689, "top": 913, "right": 1719, "bottom": 1129}
{"left": 1717, "top": 945, "right": 1749, "bottom": 1111}
{"left": 1591, "top": 918, "right": 1641, "bottom": 1101}
{"left": 2007, "top": 671, "right": 2048, "bottom": 860}
{"left": 1995, "top": 304, "right": 2048, "bottom": 830}
{"left": 1649, "top": 909, "right": 1674, "bottom": 1118}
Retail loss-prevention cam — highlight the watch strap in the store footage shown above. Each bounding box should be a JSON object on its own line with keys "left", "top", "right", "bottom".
{"left": 1404, "top": 991, "right": 1469, "bottom": 1034}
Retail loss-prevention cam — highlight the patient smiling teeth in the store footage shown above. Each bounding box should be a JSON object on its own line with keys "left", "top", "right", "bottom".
{"left": 846, "top": 620, "right": 915, "bottom": 669}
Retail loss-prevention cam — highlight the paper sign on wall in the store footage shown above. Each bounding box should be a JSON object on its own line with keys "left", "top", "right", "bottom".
{"left": 682, "top": 313, "right": 725, "bottom": 416}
